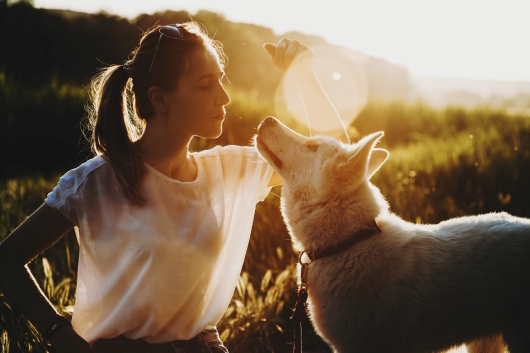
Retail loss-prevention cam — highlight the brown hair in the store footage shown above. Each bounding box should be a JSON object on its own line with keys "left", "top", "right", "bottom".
{"left": 85, "top": 22, "right": 226, "bottom": 205}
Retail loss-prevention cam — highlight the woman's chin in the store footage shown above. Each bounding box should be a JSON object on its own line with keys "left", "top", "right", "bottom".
{"left": 196, "top": 127, "right": 223, "bottom": 140}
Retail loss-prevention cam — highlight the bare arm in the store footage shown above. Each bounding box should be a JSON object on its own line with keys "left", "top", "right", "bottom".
{"left": 263, "top": 38, "right": 350, "bottom": 143}
{"left": 263, "top": 38, "right": 351, "bottom": 186}
{"left": 0, "top": 203, "right": 91, "bottom": 352}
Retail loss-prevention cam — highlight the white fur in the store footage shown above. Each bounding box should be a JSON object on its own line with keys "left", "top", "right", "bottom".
{"left": 255, "top": 117, "right": 530, "bottom": 353}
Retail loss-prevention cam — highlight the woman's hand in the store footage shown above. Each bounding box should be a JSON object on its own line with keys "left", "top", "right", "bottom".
{"left": 263, "top": 38, "right": 350, "bottom": 142}
{"left": 47, "top": 324, "right": 92, "bottom": 353}
{"left": 263, "top": 38, "right": 313, "bottom": 74}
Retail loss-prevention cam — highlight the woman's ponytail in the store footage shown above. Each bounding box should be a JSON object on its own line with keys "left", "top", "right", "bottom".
{"left": 86, "top": 65, "right": 146, "bottom": 206}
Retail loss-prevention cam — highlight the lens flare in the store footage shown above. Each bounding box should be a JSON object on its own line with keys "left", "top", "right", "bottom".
{"left": 275, "top": 45, "right": 368, "bottom": 133}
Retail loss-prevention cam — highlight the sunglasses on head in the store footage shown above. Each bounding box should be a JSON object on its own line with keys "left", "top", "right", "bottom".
{"left": 148, "top": 24, "right": 184, "bottom": 73}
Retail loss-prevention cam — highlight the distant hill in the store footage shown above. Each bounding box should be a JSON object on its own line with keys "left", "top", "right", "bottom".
{"left": 1, "top": 2, "right": 528, "bottom": 113}
{"left": 410, "top": 76, "right": 530, "bottom": 114}
{"left": 0, "top": 2, "right": 413, "bottom": 103}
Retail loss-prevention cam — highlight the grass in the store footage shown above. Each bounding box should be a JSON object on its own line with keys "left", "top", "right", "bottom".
{"left": 358, "top": 102, "right": 530, "bottom": 223}
{"left": 1, "top": 100, "right": 530, "bottom": 352}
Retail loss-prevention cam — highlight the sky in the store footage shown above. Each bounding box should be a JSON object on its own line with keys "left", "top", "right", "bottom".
{"left": 34, "top": 0, "right": 530, "bottom": 82}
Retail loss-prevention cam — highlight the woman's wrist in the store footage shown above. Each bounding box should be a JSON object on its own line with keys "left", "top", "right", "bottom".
{"left": 46, "top": 323, "right": 92, "bottom": 353}
{"left": 42, "top": 315, "right": 71, "bottom": 347}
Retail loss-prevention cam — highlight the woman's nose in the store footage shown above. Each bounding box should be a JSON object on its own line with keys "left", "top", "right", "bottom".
{"left": 217, "top": 85, "right": 231, "bottom": 106}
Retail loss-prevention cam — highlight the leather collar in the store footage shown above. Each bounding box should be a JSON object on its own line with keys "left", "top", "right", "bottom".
{"left": 302, "top": 219, "right": 381, "bottom": 262}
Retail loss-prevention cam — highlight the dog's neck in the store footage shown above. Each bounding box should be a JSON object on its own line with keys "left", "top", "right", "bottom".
{"left": 283, "top": 183, "right": 388, "bottom": 253}
{"left": 307, "top": 219, "right": 381, "bottom": 261}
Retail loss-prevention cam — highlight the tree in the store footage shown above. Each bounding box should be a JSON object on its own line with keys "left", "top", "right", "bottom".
{"left": 7, "top": 0, "right": 34, "bottom": 5}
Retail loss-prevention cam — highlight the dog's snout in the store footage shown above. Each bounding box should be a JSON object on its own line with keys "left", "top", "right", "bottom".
{"left": 263, "top": 116, "right": 276, "bottom": 126}
{"left": 258, "top": 116, "right": 277, "bottom": 132}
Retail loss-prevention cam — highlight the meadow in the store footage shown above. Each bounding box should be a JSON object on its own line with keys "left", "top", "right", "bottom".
{"left": 2, "top": 3, "right": 530, "bottom": 352}
{"left": 1, "top": 83, "right": 530, "bottom": 352}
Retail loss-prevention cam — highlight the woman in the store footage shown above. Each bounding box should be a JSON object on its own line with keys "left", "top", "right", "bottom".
{"left": 0, "top": 21, "right": 348, "bottom": 353}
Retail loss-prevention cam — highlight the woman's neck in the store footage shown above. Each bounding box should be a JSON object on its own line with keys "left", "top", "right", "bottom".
{"left": 135, "top": 122, "right": 197, "bottom": 182}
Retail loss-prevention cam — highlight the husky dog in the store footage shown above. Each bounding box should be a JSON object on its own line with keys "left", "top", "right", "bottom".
{"left": 255, "top": 116, "right": 530, "bottom": 353}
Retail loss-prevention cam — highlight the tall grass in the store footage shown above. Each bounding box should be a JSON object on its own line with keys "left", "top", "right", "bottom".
{"left": 356, "top": 102, "right": 530, "bottom": 222}
{"left": 0, "top": 177, "right": 79, "bottom": 353}
{"left": 2, "top": 99, "right": 530, "bottom": 352}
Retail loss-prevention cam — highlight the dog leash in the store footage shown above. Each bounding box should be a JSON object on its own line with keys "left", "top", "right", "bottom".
{"left": 291, "top": 220, "right": 381, "bottom": 353}
{"left": 291, "top": 251, "right": 310, "bottom": 353}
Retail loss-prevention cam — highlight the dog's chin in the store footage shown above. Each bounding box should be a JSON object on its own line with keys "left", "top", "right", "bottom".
{"left": 256, "top": 135, "right": 284, "bottom": 170}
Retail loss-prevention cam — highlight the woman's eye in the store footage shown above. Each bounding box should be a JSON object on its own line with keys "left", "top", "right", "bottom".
{"left": 198, "top": 81, "right": 211, "bottom": 89}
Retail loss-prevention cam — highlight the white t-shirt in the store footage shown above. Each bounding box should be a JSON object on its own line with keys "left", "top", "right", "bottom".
{"left": 44, "top": 145, "right": 274, "bottom": 344}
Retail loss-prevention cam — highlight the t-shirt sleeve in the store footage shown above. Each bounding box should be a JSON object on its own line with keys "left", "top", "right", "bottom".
{"left": 45, "top": 169, "right": 80, "bottom": 226}
{"left": 216, "top": 145, "right": 275, "bottom": 202}
{"left": 44, "top": 156, "right": 108, "bottom": 226}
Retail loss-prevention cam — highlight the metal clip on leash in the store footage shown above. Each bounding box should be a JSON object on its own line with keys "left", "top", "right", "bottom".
{"left": 291, "top": 251, "right": 312, "bottom": 353}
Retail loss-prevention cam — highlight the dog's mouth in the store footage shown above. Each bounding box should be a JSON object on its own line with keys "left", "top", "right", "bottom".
{"left": 256, "top": 135, "right": 283, "bottom": 169}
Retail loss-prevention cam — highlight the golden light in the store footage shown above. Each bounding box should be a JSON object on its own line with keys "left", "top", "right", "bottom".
{"left": 446, "top": 345, "right": 468, "bottom": 353}
{"left": 274, "top": 44, "right": 368, "bottom": 134}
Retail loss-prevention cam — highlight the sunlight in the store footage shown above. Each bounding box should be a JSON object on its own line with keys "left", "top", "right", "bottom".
{"left": 274, "top": 44, "right": 368, "bottom": 133}
{"left": 34, "top": 0, "right": 530, "bottom": 81}
{"left": 446, "top": 345, "right": 468, "bottom": 353}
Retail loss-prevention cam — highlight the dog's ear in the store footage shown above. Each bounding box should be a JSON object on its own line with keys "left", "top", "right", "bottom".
{"left": 339, "top": 131, "right": 385, "bottom": 180}
{"left": 367, "top": 148, "right": 389, "bottom": 179}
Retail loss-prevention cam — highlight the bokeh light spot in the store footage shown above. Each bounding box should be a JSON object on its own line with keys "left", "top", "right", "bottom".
{"left": 274, "top": 45, "right": 368, "bottom": 134}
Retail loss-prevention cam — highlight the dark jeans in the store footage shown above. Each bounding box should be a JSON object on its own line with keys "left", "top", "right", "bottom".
{"left": 91, "top": 328, "right": 229, "bottom": 353}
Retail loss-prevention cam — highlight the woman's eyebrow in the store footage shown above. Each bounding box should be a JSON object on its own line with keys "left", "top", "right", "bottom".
{"left": 195, "top": 72, "right": 225, "bottom": 82}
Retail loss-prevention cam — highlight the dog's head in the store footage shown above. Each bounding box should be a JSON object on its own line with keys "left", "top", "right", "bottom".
{"left": 255, "top": 116, "right": 389, "bottom": 250}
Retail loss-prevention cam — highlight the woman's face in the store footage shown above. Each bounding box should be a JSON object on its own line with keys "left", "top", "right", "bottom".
{"left": 165, "top": 46, "right": 230, "bottom": 140}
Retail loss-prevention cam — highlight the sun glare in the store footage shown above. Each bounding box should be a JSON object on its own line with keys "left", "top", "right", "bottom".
{"left": 446, "top": 345, "right": 468, "bottom": 353}
{"left": 34, "top": 0, "right": 530, "bottom": 81}
{"left": 274, "top": 44, "right": 368, "bottom": 134}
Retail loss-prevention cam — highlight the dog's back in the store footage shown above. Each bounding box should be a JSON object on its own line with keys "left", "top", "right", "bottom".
{"left": 307, "top": 212, "right": 530, "bottom": 352}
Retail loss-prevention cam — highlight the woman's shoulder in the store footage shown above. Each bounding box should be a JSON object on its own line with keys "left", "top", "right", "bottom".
{"left": 45, "top": 155, "right": 113, "bottom": 210}
{"left": 78, "top": 154, "right": 110, "bottom": 170}
{"left": 194, "top": 145, "right": 259, "bottom": 159}
{"left": 66, "top": 155, "right": 111, "bottom": 178}
{"left": 56, "top": 155, "right": 113, "bottom": 189}
{"left": 193, "top": 145, "right": 270, "bottom": 181}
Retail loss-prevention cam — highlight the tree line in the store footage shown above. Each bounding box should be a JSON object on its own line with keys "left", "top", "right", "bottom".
{"left": 0, "top": 2, "right": 412, "bottom": 177}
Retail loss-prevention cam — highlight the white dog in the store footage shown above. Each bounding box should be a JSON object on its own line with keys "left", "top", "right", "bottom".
{"left": 255, "top": 116, "right": 530, "bottom": 353}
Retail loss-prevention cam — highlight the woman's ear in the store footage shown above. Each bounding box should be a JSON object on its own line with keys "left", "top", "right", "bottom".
{"left": 147, "top": 86, "right": 169, "bottom": 114}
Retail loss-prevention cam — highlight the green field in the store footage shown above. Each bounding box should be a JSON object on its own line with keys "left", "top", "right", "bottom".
{"left": 2, "top": 3, "right": 530, "bottom": 352}
{"left": 2, "top": 92, "right": 530, "bottom": 352}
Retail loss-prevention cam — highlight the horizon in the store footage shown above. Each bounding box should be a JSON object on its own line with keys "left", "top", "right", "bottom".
{"left": 33, "top": 0, "right": 530, "bottom": 83}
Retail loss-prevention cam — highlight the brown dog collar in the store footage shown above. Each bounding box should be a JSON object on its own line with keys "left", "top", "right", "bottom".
{"left": 302, "top": 219, "right": 381, "bottom": 262}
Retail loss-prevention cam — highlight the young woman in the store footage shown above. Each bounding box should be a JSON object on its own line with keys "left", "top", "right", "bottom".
{"left": 0, "top": 22, "right": 348, "bottom": 353}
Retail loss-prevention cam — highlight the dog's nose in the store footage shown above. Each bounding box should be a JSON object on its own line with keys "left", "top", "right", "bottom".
{"left": 258, "top": 116, "right": 276, "bottom": 132}
{"left": 263, "top": 116, "right": 276, "bottom": 126}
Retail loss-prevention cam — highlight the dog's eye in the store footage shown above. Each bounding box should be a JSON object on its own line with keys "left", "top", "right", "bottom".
{"left": 306, "top": 141, "right": 319, "bottom": 152}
